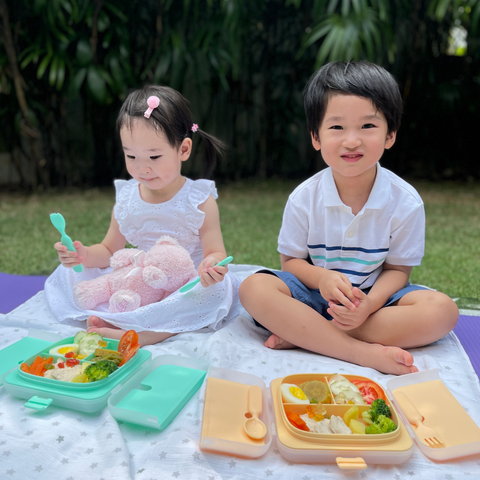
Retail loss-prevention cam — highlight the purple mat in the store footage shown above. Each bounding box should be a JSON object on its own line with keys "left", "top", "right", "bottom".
{"left": 0, "top": 273, "right": 48, "bottom": 314}
{"left": 454, "top": 314, "right": 480, "bottom": 378}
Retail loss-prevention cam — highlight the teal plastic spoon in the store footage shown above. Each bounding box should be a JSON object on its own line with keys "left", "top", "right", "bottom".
{"left": 50, "top": 213, "right": 83, "bottom": 273}
{"left": 180, "top": 256, "right": 233, "bottom": 293}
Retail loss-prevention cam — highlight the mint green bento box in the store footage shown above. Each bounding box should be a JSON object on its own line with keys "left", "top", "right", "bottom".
{"left": 0, "top": 329, "right": 208, "bottom": 430}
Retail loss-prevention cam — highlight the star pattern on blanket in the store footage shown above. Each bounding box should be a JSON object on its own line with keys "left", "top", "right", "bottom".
{"left": 2, "top": 299, "right": 480, "bottom": 479}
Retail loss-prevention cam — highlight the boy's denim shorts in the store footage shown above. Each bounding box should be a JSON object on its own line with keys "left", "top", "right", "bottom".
{"left": 254, "top": 269, "right": 430, "bottom": 327}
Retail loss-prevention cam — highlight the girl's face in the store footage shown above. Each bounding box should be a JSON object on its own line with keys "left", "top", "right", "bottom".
{"left": 120, "top": 120, "right": 191, "bottom": 198}
{"left": 311, "top": 94, "right": 396, "bottom": 183}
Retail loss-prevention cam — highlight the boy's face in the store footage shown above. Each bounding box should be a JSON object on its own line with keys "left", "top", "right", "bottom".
{"left": 311, "top": 94, "right": 396, "bottom": 181}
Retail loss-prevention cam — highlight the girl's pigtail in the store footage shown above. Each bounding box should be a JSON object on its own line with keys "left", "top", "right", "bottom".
{"left": 194, "top": 128, "right": 226, "bottom": 179}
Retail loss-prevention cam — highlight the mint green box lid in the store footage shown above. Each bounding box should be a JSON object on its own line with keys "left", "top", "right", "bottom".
{"left": 108, "top": 355, "right": 208, "bottom": 430}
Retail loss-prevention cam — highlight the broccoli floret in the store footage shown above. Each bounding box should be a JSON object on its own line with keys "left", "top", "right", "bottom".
{"left": 84, "top": 359, "right": 118, "bottom": 382}
{"left": 369, "top": 399, "right": 392, "bottom": 423}
{"left": 376, "top": 414, "right": 397, "bottom": 432}
{"left": 365, "top": 422, "right": 382, "bottom": 434}
{"left": 361, "top": 410, "right": 373, "bottom": 424}
{"left": 365, "top": 414, "right": 397, "bottom": 434}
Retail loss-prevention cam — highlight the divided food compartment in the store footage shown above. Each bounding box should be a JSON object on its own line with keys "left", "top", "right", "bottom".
{"left": 16, "top": 335, "right": 130, "bottom": 389}
{"left": 271, "top": 373, "right": 414, "bottom": 467}
{"left": 279, "top": 373, "right": 401, "bottom": 445}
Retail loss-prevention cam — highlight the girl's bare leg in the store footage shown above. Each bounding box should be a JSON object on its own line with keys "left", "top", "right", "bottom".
{"left": 86, "top": 315, "right": 176, "bottom": 346}
{"left": 239, "top": 274, "right": 419, "bottom": 375}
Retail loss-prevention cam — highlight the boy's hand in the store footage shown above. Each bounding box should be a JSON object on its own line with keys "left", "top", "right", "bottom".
{"left": 327, "top": 287, "right": 372, "bottom": 330}
{"left": 54, "top": 240, "right": 86, "bottom": 268}
{"left": 198, "top": 255, "right": 229, "bottom": 287}
{"left": 318, "top": 270, "right": 360, "bottom": 312}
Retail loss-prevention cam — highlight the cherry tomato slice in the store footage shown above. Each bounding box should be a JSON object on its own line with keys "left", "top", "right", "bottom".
{"left": 119, "top": 343, "right": 140, "bottom": 367}
{"left": 58, "top": 362, "right": 65, "bottom": 369}
{"left": 118, "top": 330, "right": 139, "bottom": 355}
{"left": 351, "top": 380, "right": 386, "bottom": 404}
{"left": 65, "top": 351, "right": 75, "bottom": 358}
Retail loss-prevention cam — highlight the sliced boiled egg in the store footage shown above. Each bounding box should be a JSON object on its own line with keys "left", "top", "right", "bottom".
{"left": 49, "top": 343, "right": 79, "bottom": 357}
{"left": 281, "top": 383, "right": 310, "bottom": 404}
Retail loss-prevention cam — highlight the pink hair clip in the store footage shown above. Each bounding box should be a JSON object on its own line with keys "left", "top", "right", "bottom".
{"left": 191, "top": 124, "right": 199, "bottom": 133}
{"left": 144, "top": 96, "right": 160, "bottom": 118}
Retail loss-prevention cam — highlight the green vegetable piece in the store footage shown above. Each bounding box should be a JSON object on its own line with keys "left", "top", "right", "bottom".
{"left": 361, "top": 410, "right": 373, "bottom": 424}
{"left": 365, "top": 423, "right": 382, "bottom": 434}
{"left": 365, "top": 414, "right": 397, "bottom": 434}
{"left": 310, "top": 397, "right": 319, "bottom": 404}
{"left": 84, "top": 359, "right": 118, "bottom": 382}
{"left": 368, "top": 399, "right": 392, "bottom": 423}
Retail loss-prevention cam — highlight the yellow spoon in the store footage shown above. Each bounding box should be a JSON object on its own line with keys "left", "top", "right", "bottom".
{"left": 244, "top": 385, "right": 267, "bottom": 440}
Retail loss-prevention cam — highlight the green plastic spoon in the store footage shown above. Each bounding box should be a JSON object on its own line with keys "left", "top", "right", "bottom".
{"left": 179, "top": 256, "right": 233, "bottom": 293}
{"left": 50, "top": 213, "right": 83, "bottom": 273}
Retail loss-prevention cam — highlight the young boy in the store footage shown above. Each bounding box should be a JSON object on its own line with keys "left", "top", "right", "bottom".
{"left": 239, "top": 61, "right": 458, "bottom": 375}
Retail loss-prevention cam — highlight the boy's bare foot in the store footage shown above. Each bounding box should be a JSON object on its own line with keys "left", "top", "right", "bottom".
{"left": 264, "top": 334, "right": 298, "bottom": 350}
{"left": 265, "top": 334, "right": 418, "bottom": 375}
{"left": 368, "top": 344, "right": 418, "bottom": 375}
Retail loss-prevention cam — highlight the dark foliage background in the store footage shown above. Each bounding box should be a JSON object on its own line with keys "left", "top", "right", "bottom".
{"left": 1, "top": 0, "right": 479, "bottom": 190}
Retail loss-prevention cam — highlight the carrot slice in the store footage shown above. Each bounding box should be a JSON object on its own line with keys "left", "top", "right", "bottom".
{"left": 31, "top": 356, "right": 52, "bottom": 376}
{"left": 29, "top": 356, "right": 44, "bottom": 374}
{"left": 20, "top": 363, "right": 30, "bottom": 373}
{"left": 30, "top": 362, "right": 44, "bottom": 376}
{"left": 285, "top": 411, "right": 309, "bottom": 431}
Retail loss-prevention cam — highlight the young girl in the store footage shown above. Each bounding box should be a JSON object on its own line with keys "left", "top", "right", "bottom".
{"left": 45, "top": 86, "right": 240, "bottom": 345}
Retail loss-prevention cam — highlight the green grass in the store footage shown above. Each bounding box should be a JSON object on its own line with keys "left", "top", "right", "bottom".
{"left": 0, "top": 180, "right": 479, "bottom": 299}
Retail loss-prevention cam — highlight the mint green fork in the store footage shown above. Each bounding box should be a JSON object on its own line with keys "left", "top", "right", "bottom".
{"left": 179, "top": 256, "right": 233, "bottom": 293}
{"left": 50, "top": 213, "right": 83, "bottom": 273}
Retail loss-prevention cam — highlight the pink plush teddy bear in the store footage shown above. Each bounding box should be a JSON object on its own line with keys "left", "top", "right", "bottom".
{"left": 73, "top": 235, "right": 197, "bottom": 313}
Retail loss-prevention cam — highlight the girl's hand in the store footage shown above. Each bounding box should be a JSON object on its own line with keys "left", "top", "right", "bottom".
{"left": 54, "top": 240, "right": 87, "bottom": 268}
{"left": 198, "top": 255, "right": 229, "bottom": 287}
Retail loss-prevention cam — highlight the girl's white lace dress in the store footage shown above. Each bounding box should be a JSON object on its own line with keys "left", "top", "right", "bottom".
{"left": 44, "top": 178, "right": 241, "bottom": 333}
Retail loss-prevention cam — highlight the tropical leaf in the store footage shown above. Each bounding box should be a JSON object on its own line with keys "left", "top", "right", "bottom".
{"left": 37, "top": 53, "right": 52, "bottom": 79}
{"left": 87, "top": 66, "right": 107, "bottom": 103}
{"left": 76, "top": 39, "right": 93, "bottom": 66}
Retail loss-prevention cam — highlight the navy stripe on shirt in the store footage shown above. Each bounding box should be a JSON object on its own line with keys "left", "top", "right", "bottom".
{"left": 331, "top": 268, "right": 378, "bottom": 277}
{"left": 307, "top": 244, "right": 389, "bottom": 254}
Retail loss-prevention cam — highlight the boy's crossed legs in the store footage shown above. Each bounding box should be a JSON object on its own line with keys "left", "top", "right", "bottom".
{"left": 86, "top": 316, "right": 176, "bottom": 346}
{"left": 239, "top": 273, "right": 459, "bottom": 375}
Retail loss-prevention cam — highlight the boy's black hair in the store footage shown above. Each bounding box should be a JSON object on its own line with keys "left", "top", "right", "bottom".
{"left": 117, "top": 85, "right": 225, "bottom": 178}
{"left": 304, "top": 61, "right": 403, "bottom": 137}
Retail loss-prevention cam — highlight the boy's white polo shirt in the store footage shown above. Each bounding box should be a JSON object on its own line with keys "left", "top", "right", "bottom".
{"left": 278, "top": 164, "right": 425, "bottom": 289}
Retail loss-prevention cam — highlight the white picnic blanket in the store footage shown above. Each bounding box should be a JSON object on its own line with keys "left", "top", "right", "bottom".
{"left": 1, "top": 264, "right": 480, "bottom": 480}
